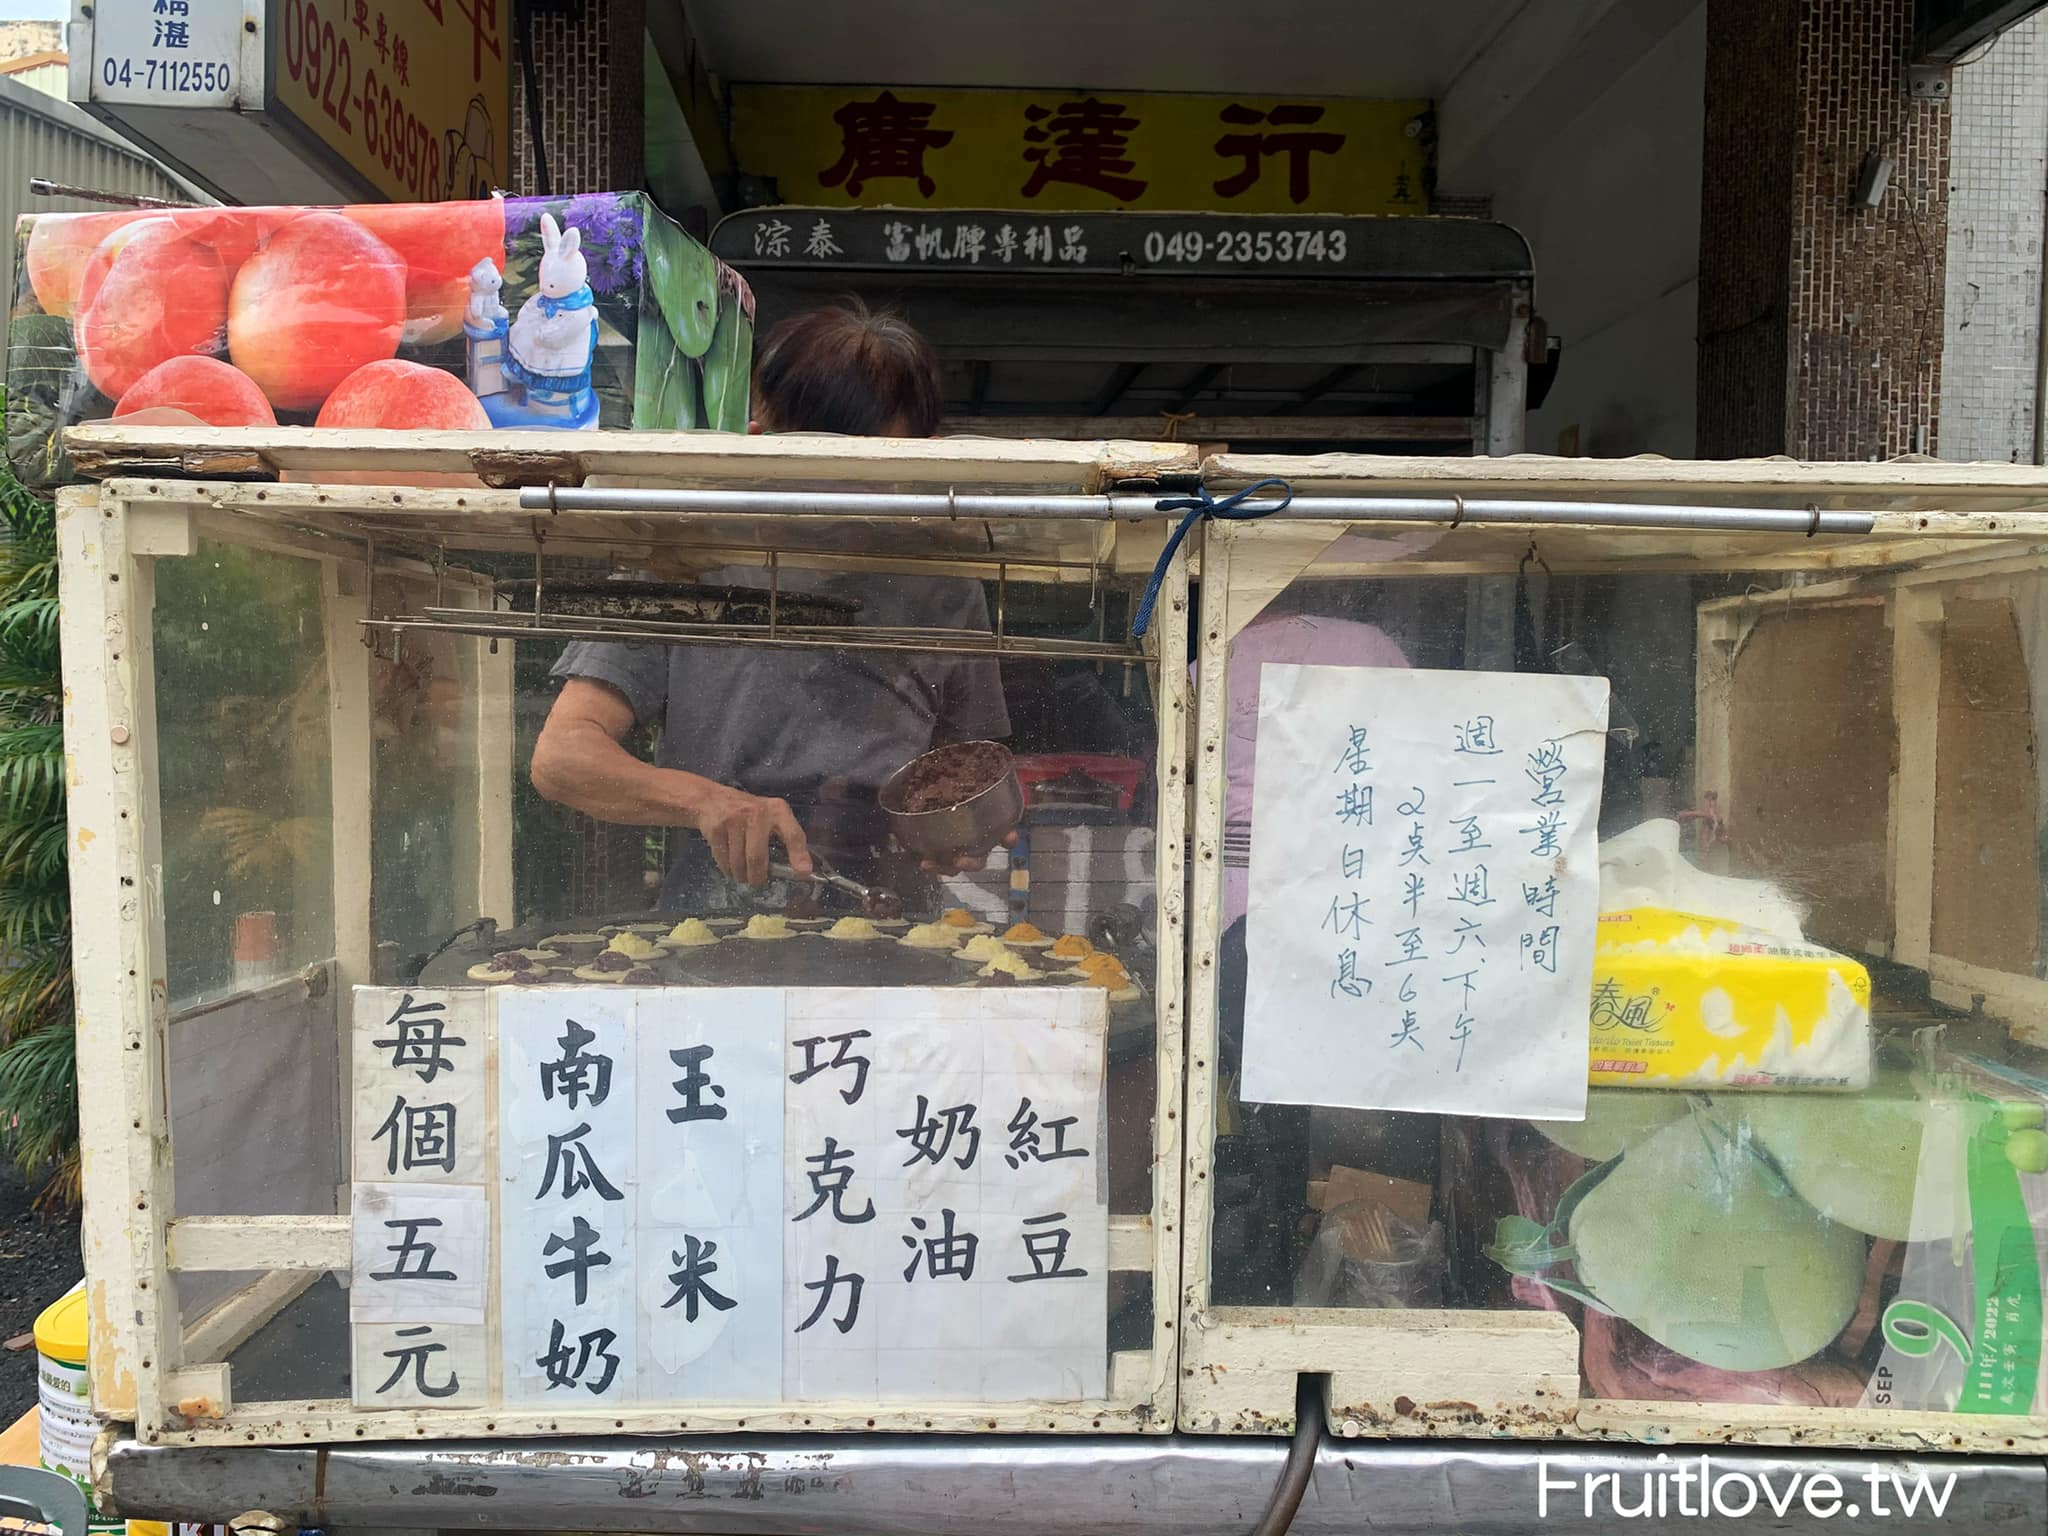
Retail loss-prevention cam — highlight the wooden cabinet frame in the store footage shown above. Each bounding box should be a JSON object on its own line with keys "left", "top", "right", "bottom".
{"left": 65, "top": 427, "right": 2048, "bottom": 1454}
{"left": 61, "top": 433, "right": 1194, "bottom": 1446}
{"left": 1697, "top": 543, "right": 2048, "bottom": 1046}
{"left": 1181, "top": 512, "right": 2048, "bottom": 1452}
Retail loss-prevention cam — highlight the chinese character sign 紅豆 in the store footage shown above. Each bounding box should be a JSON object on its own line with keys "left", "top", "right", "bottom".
{"left": 1238, "top": 666, "right": 1608, "bottom": 1120}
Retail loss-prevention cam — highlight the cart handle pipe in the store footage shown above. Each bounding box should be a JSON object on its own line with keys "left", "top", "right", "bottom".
{"left": 517, "top": 482, "right": 1879, "bottom": 536}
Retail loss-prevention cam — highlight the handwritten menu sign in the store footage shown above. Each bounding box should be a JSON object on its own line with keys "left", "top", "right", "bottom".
{"left": 1239, "top": 665, "right": 1608, "bottom": 1120}
{"left": 349, "top": 990, "right": 490, "bottom": 1406}
{"left": 349, "top": 985, "right": 1107, "bottom": 1409}
{"left": 782, "top": 991, "right": 1106, "bottom": 1401}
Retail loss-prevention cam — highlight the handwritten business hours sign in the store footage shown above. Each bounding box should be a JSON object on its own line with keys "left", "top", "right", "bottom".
{"left": 1241, "top": 666, "right": 1608, "bottom": 1121}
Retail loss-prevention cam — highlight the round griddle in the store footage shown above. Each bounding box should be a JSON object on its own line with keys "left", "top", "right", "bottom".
{"left": 416, "top": 912, "right": 1154, "bottom": 1057}
{"left": 424, "top": 920, "right": 955, "bottom": 990}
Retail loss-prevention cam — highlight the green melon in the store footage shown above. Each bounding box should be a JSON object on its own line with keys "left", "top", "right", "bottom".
{"left": 1529, "top": 1089, "right": 1689, "bottom": 1161}
{"left": 1738, "top": 1078, "right": 1947, "bottom": 1241}
{"left": 646, "top": 223, "right": 720, "bottom": 358}
{"left": 1569, "top": 1115, "right": 1866, "bottom": 1372}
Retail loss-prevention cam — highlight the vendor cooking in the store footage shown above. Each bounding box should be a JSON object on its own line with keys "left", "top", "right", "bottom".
{"left": 530, "top": 300, "right": 1013, "bottom": 908}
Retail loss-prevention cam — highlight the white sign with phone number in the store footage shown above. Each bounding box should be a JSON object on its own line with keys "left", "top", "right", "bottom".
{"left": 1140, "top": 226, "right": 1351, "bottom": 265}
{"left": 83, "top": 0, "right": 240, "bottom": 107}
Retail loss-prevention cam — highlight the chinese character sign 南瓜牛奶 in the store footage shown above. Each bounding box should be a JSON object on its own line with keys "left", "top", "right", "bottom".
{"left": 1238, "top": 665, "right": 1609, "bottom": 1121}
{"left": 348, "top": 984, "right": 1109, "bottom": 1410}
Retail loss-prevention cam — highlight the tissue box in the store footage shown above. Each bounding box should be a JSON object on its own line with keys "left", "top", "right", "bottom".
{"left": 1588, "top": 907, "right": 1873, "bottom": 1091}
{"left": 6, "top": 191, "right": 752, "bottom": 485}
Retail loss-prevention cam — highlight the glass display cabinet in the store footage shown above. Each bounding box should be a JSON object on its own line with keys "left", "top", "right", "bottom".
{"left": 58, "top": 426, "right": 1195, "bottom": 1445}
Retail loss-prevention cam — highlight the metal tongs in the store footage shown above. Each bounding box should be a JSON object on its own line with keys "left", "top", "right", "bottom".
{"left": 769, "top": 859, "right": 902, "bottom": 916}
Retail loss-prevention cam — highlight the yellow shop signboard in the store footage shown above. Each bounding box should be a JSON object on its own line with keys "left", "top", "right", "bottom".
{"left": 269, "top": 0, "right": 511, "bottom": 202}
{"left": 733, "top": 85, "right": 1431, "bottom": 217}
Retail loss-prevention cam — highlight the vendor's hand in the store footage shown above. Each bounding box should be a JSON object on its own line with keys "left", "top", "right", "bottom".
{"left": 694, "top": 785, "right": 811, "bottom": 887}
{"left": 921, "top": 828, "right": 1020, "bottom": 875}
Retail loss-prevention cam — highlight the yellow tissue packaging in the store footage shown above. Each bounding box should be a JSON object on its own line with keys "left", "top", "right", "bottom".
{"left": 1587, "top": 907, "right": 1873, "bottom": 1091}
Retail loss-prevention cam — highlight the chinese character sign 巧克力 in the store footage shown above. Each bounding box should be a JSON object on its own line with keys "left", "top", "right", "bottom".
{"left": 1239, "top": 666, "right": 1609, "bottom": 1120}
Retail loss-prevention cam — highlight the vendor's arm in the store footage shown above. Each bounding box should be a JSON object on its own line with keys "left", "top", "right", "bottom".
{"left": 531, "top": 678, "right": 811, "bottom": 886}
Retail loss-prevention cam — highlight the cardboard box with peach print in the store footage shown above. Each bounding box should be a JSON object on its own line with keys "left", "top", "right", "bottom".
{"left": 6, "top": 191, "right": 753, "bottom": 485}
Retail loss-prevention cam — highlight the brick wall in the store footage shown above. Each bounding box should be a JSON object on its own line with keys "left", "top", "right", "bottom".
{"left": 1699, "top": 0, "right": 1952, "bottom": 460}
{"left": 1790, "top": 0, "right": 1950, "bottom": 460}
{"left": 508, "top": 0, "right": 645, "bottom": 196}
{"left": 1939, "top": 15, "right": 2048, "bottom": 464}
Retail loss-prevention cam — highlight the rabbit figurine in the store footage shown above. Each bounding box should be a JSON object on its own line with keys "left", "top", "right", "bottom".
{"left": 465, "top": 258, "right": 507, "bottom": 331}
{"left": 505, "top": 212, "right": 599, "bottom": 411}
{"left": 463, "top": 257, "right": 511, "bottom": 399}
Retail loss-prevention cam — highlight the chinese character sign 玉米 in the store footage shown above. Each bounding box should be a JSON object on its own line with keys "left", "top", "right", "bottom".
{"left": 1239, "top": 665, "right": 1608, "bottom": 1121}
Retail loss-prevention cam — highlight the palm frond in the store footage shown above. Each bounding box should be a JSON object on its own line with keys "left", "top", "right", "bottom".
{"left": 0, "top": 887, "right": 67, "bottom": 955}
{"left": 0, "top": 816, "right": 68, "bottom": 884}
{"left": 0, "top": 404, "right": 74, "bottom": 1203}
{"left": 0, "top": 666, "right": 61, "bottom": 724}
{"left": 33, "top": 1149, "right": 79, "bottom": 1211}
{"left": 0, "top": 723, "right": 66, "bottom": 817}
{"left": 0, "top": 593, "right": 58, "bottom": 651}
{"left": 0, "top": 473, "right": 56, "bottom": 547}
{"left": 0, "top": 947, "right": 70, "bottom": 1038}
{"left": 199, "top": 808, "right": 326, "bottom": 882}
{"left": 0, "top": 1019, "right": 78, "bottom": 1177}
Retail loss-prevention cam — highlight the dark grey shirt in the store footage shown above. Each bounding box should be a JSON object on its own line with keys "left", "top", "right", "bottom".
{"left": 552, "top": 567, "right": 1010, "bottom": 905}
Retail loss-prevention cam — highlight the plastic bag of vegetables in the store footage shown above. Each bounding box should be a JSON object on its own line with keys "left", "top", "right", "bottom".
{"left": 1490, "top": 1103, "right": 1867, "bottom": 1372}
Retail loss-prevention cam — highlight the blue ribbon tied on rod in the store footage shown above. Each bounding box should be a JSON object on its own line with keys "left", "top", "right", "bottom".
{"left": 1129, "top": 478, "right": 1295, "bottom": 640}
